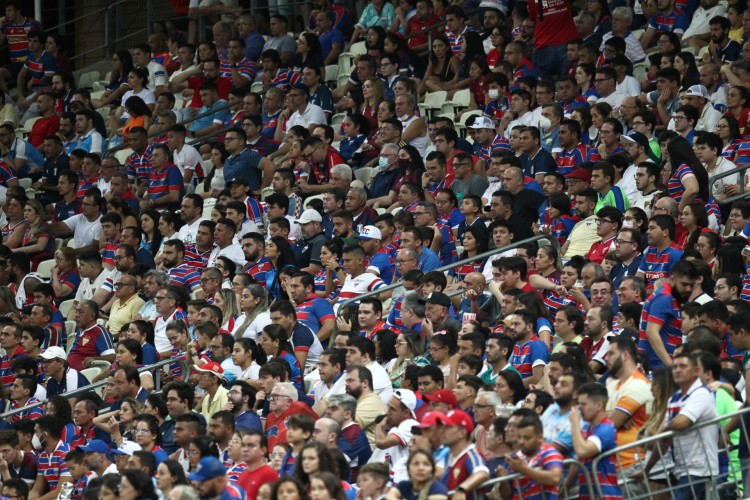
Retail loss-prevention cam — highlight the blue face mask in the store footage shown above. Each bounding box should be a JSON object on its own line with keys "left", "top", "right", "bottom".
{"left": 378, "top": 156, "right": 390, "bottom": 168}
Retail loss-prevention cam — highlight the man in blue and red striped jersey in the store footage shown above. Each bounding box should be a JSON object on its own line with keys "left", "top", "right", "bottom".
{"left": 99, "top": 212, "right": 121, "bottom": 271}
{"left": 162, "top": 239, "right": 204, "bottom": 298}
{"left": 261, "top": 49, "right": 300, "bottom": 93}
{"left": 438, "top": 409, "right": 489, "bottom": 499}
{"left": 636, "top": 214, "right": 684, "bottom": 291}
{"left": 142, "top": 144, "right": 184, "bottom": 213}
{"left": 570, "top": 382, "right": 623, "bottom": 500}
{"left": 16, "top": 29, "right": 56, "bottom": 108}
{"left": 508, "top": 311, "right": 548, "bottom": 388}
{"left": 500, "top": 411, "right": 563, "bottom": 500}
{"left": 0, "top": 323, "right": 25, "bottom": 389}
{"left": 30, "top": 415, "right": 72, "bottom": 499}
{"left": 288, "top": 272, "right": 336, "bottom": 345}
{"left": 639, "top": 260, "right": 698, "bottom": 371}
{"left": 219, "top": 38, "right": 258, "bottom": 90}
{"left": 557, "top": 119, "right": 589, "bottom": 176}
{"left": 184, "top": 220, "right": 217, "bottom": 270}
{"left": 640, "top": 0, "right": 689, "bottom": 49}
{"left": 7, "top": 374, "right": 43, "bottom": 423}
{"left": 0, "top": 1, "right": 42, "bottom": 91}
{"left": 126, "top": 127, "right": 152, "bottom": 189}
{"left": 241, "top": 233, "right": 272, "bottom": 286}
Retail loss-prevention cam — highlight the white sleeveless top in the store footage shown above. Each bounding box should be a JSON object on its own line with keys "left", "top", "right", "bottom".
{"left": 401, "top": 115, "right": 429, "bottom": 156}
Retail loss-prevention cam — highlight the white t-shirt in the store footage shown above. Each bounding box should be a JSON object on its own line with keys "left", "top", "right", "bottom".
{"left": 154, "top": 309, "right": 181, "bottom": 353}
{"left": 505, "top": 111, "right": 535, "bottom": 139}
{"left": 368, "top": 418, "right": 417, "bottom": 467}
{"left": 368, "top": 360, "right": 394, "bottom": 405}
{"left": 63, "top": 214, "right": 102, "bottom": 249}
{"left": 121, "top": 88, "right": 156, "bottom": 120}
{"left": 147, "top": 61, "right": 168, "bottom": 90}
{"left": 235, "top": 310, "right": 271, "bottom": 341}
{"left": 74, "top": 269, "right": 108, "bottom": 304}
{"left": 616, "top": 76, "right": 641, "bottom": 97}
{"left": 286, "top": 103, "right": 326, "bottom": 132}
{"left": 176, "top": 217, "right": 207, "bottom": 246}
{"left": 667, "top": 379, "right": 718, "bottom": 479}
{"left": 173, "top": 143, "right": 202, "bottom": 178}
{"left": 617, "top": 164, "right": 639, "bottom": 199}
{"left": 207, "top": 243, "right": 246, "bottom": 269}
{"left": 596, "top": 91, "right": 627, "bottom": 109}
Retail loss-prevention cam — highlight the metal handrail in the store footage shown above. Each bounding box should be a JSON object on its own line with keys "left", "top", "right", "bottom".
{"left": 708, "top": 162, "right": 750, "bottom": 205}
{"left": 478, "top": 457, "right": 594, "bottom": 498}
{"left": 0, "top": 358, "right": 190, "bottom": 419}
{"left": 337, "top": 234, "right": 548, "bottom": 311}
{"left": 589, "top": 403, "right": 750, "bottom": 499}
{"left": 42, "top": 0, "right": 130, "bottom": 34}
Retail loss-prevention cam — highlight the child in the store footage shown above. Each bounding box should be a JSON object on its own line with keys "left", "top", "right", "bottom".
{"left": 66, "top": 449, "right": 94, "bottom": 500}
{"left": 226, "top": 430, "right": 248, "bottom": 484}
{"left": 164, "top": 320, "right": 190, "bottom": 381}
{"left": 457, "top": 354, "right": 483, "bottom": 377}
{"left": 278, "top": 414, "right": 315, "bottom": 477}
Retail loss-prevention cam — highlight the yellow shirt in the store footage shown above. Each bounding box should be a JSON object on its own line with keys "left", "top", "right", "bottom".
{"left": 201, "top": 385, "right": 229, "bottom": 421}
{"left": 564, "top": 215, "right": 600, "bottom": 257}
{"left": 107, "top": 294, "right": 145, "bottom": 336}
{"left": 355, "top": 392, "right": 387, "bottom": 450}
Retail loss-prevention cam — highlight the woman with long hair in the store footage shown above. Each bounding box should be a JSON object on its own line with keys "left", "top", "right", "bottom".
{"left": 44, "top": 395, "right": 76, "bottom": 443}
{"left": 271, "top": 477, "right": 310, "bottom": 500}
{"left": 575, "top": 63, "right": 597, "bottom": 102}
{"left": 232, "top": 338, "right": 266, "bottom": 381}
{"left": 396, "top": 144, "right": 425, "bottom": 188}
{"left": 624, "top": 207, "right": 649, "bottom": 247}
{"left": 517, "top": 291, "right": 554, "bottom": 347}
{"left": 464, "top": 56, "right": 492, "bottom": 115}
{"left": 133, "top": 414, "right": 169, "bottom": 465}
{"left": 226, "top": 430, "right": 248, "bottom": 484}
{"left": 725, "top": 85, "right": 750, "bottom": 136}
{"left": 112, "top": 67, "right": 155, "bottom": 131}
{"left": 12, "top": 199, "right": 53, "bottom": 265}
{"left": 292, "top": 442, "right": 339, "bottom": 490}
{"left": 50, "top": 247, "right": 80, "bottom": 303}
{"left": 428, "top": 331, "right": 457, "bottom": 379}
{"left": 259, "top": 323, "right": 303, "bottom": 388}
{"left": 634, "top": 366, "right": 676, "bottom": 498}
{"left": 419, "top": 35, "right": 460, "bottom": 95}
{"left": 666, "top": 136, "right": 710, "bottom": 212}
{"left": 236, "top": 285, "right": 271, "bottom": 340}
{"left": 93, "top": 396, "right": 144, "bottom": 445}
{"left": 374, "top": 328, "right": 398, "bottom": 367}
{"left": 695, "top": 232, "right": 720, "bottom": 271}
{"left": 154, "top": 211, "right": 184, "bottom": 265}
{"left": 716, "top": 115, "right": 742, "bottom": 162}
{"left": 290, "top": 32, "right": 324, "bottom": 74}
{"left": 125, "top": 319, "right": 158, "bottom": 365}
{"left": 317, "top": 238, "right": 344, "bottom": 301}
{"left": 588, "top": 0, "right": 612, "bottom": 37}
{"left": 365, "top": 26, "right": 387, "bottom": 56}
{"left": 590, "top": 102, "right": 612, "bottom": 147}
{"left": 107, "top": 196, "right": 139, "bottom": 228}
{"left": 559, "top": 342, "right": 597, "bottom": 382}
{"left": 656, "top": 31, "right": 680, "bottom": 55}
{"left": 94, "top": 49, "right": 134, "bottom": 108}
{"left": 201, "top": 143, "right": 229, "bottom": 198}
{"left": 435, "top": 189, "right": 464, "bottom": 239}
{"left": 384, "top": 33, "right": 416, "bottom": 75}
{"left": 494, "top": 369, "right": 527, "bottom": 406}
{"left": 187, "top": 435, "right": 219, "bottom": 471}
{"left": 339, "top": 113, "right": 371, "bottom": 165}
{"left": 674, "top": 52, "right": 700, "bottom": 88}
{"left": 215, "top": 256, "right": 237, "bottom": 289}
{"left": 214, "top": 288, "right": 240, "bottom": 333}
{"left": 266, "top": 236, "right": 298, "bottom": 301}
{"left": 140, "top": 209, "right": 162, "bottom": 257}
{"left": 362, "top": 77, "right": 384, "bottom": 132}
{"left": 571, "top": 106, "right": 595, "bottom": 145}
{"left": 156, "top": 459, "right": 188, "bottom": 498}
{"left": 389, "top": 449, "right": 449, "bottom": 500}
{"left": 448, "top": 226, "right": 488, "bottom": 285}
{"left": 677, "top": 203, "right": 709, "bottom": 251}
{"left": 310, "top": 472, "right": 348, "bottom": 500}
{"left": 387, "top": 329, "right": 430, "bottom": 388}
{"left": 116, "top": 95, "right": 153, "bottom": 141}
{"left": 120, "top": 469, "right": 158, "bottom": 500}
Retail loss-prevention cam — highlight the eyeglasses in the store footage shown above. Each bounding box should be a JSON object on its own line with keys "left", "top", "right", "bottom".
{"left": 132, "top": 429, "right": 150, "bottom": 435}
{"left": 716, "top": 124, "right": 728, "bottom": 130}
{"left": 673, "top": 115, "right": 687, "bottom": 121}
{"left": 715, "top": 284, "right": 728, "bottom": 290}
{"left": 632, "top": 121, "right": 645, "bottom": 126}
{"left": 82, "top": 202, "right": 99, "bottom": 207}
{"left": 596, "top": 218, "right": 615, "bottom": 224}
{"left": 153, "top": 295, "right": 171, "bottom": 301}
{"left": 224, "top": 136, "right": 241, "bottom": 142}
{"left": 615, "top": 239, "right": 633, "bottom": 245}
{"left": 114, "top": 282, "right": 135, "bottom": 288}
{"left": 268, "top": 394, "right": 291, "bottom": 401}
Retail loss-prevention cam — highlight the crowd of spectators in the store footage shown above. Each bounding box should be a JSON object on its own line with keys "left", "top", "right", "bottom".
{"left": 0, "top": 0, "right": 748, "bottom": 499}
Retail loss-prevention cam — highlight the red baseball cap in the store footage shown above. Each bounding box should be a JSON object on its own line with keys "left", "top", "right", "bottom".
{"left": 414, "top": 411, "right": 448, "bottom": 430}
{"left": 423, "top": 389, "right": 458, "bottom": 409}
{"left": 442, "top": 409, "right": 475, "bottom": 433}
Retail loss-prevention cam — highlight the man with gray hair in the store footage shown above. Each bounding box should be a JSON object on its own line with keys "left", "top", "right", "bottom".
{"left": 168, "top": 485, "right": 200, "bottom": 500}
{"left": 324, "top": 394, "right": 373, "bottom": 480}
{"left": 600, "top": 7, "right": 646, "bottom": 63}
{"left": 137, "top": 269, "right": 169, "bottom": 321}
{"left": 330, "top": 164, "right": 352, "bottom": 191}
{"left": 368, "top": 142, "right": 401, "bottom": 208}
{"left": 401, "top": 291, "right": 426, "bottom": 332}
{"left": 474, "top": 390, "right": 501, "bottom": 459}
{"left": 154, "top": 285, "right": 184, "bottom": 356}
{"left": 265, "top": 380, "right": 318, "bottom": 449}
{"left": 235, "top": 14, "right": 264, "bottom": 61}
{"left": 346, "top": 186, "right": 377, "bottom": 231}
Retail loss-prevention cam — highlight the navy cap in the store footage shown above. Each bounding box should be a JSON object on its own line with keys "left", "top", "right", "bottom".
{"left": 80, "top": 439, "right": 113, "bottom": 460}
{"left": 188, "top": 456, "right": 227, "bottom": 482}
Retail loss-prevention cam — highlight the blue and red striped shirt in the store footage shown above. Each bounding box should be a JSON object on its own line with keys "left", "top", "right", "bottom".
{"left": 579, "top": 418, "right": 622, "bottom": 500}
{"left": 512, "top": 444, "right": 563, "bottom": 500}
{"left": 510, "top": 336, "right": 548, "bottom": 379}
{"left": 2, "top": 18, "right": 42, "bottom": 63}
{"left": 647, "top": 9, "right": 689, "bottom": 34}
{"left": 147, "top": 164, "right": 183, "bottom": 201}
{"left": 667, "top": 163, "right": 696, "bottom": 202}
{"left": 638, "top": 283, "right": 684, "bottom": 370}
{"left": 557, "top": 143, "right": 588, "bottom": 176}
{"left": 37, "top": 440, "right": 70, "bottom": 491}
{"left": 637, "top": 244, "right": 683, "bottom": 290}
{"left": 184, "top": 244, "right": 215, "bottom": 269}
{"left": 126, "top": 144, "right": 154, "bottom": 185}
{"left": 167, "top": 263, "right": 202, "bottom": 292}
{"left": 0, "top": 346, "right": 25, "bottom": 388}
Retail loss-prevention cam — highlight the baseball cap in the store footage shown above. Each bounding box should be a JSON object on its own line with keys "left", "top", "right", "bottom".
{"left": 563, "top": 168, "right": 592, "bottom": 182}
{"left": 226, "top": 177, "right": 249, "bottom": 187}
{"left": 194, "top": 361, "right": 224, "bottom": 379}
{"left": 40, "top": 346, "right": 67, "bottom": 361}
{"left": 290, "top": 82, "right": 310, "bottom": 95}
{"left": 188, "top": 456, "right": 227, "bottom": 482}
{"left": 80, "top": 439, "right": 113, "bottom": 459}
{"left": 468, "top": 116, "right": 496, "bottom": 130}
{"left": 111, "top": 440, "right": 142, "bottom": 456}
{"left": 442, "top": 409, "right": 475, "bottom": 433}
{"left": 393, "top": 388, "right": 417, "bottom": 417}
{"left": 423, "top": 389, "right": 458, "bottom": 409}
{"left": 621, "top": 130, "right": 659, "bottom": 163}
{"left": 296, "top": 208, "right": 323, "bottom": 224}
{"left": 414, "top": 411, "right": 448, "bottom": 431}
{"left": 357, "top": 225, "right": 382, "bottom": 241}
{"left": 420, "top": 292, "right": 452, "bottom": 309}
{"left": 684, "top": 85, "right": 709, "bottom": 99}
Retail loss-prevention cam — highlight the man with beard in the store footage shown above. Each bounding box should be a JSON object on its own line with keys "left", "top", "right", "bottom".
{"left": 604, "top": 336, "right": 652, "bottom": 490}
{"left": 541, "top": 372, "right": 587, "bottom": 457}
{"left": 188, "top": 456, "right": 245, "bottom": 500}
{"left": 581, "top": 306, "right": 614, "bottom": 376}
{"left": 508, "top": 311, "right": 548, "bottom": 388}
{"left": 636, "top": 214, "right": 683, "bottom": 291}
{"left": 226, "top": 380, "right": 261, "bottom": 431}
{"left": 161, "top": 239, "right": 203, "bottom": 298}
{"left": 630, "top": 162, "right": 661, "bottom": 216}
{"left": 639, "top": 261, "right": 698, "bottom": 370}
{"left": 707, "top": 16, "right": 741, "bottom": 65}
{"left": 241, "top": 233, "right": 272, "bottom": 287}
{"left": 175, "top": 194, "right": 205, "bottom": 245}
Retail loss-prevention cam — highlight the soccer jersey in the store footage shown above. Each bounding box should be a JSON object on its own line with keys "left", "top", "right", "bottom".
{"left": 638, "top": 283, "right": 683, "bottom": 370}
{"left": 147, "top": 164, "right": 183, "bottom": 202}
{"left": 638, "top": 244, "right": 683, "bottom": 289}
{"left": 338, "top": 272, "right": 385, "bottom": 303}
{"left": 667, "top": 163, "right": 695, "bottom": 203}
{"left": 557, "top": 143, "right": 588, "bottom": 176}
{"left": 440, "top": 444, "right": 489, "bottom": 500}
{"left": 510, "top": 336, "right": 548, "bottom": 379}
{"left": 184, "top": 244, "right": 215, "bottom": 269}
{"left": 2, "top": 17, "right": 42, "bottom": 62}
{"left": 605, "top": 371, "right": 653, "bottom": 470}
{"left": 243, "top": 257, "right": 273, "bottom": 287}
{"left": 648, "top": 9, "right": 689, "bottom": 34}
{"left": 37, "top": 440, "right": 70, "bottom": 492}
{"left": 513, "top": 444, "right": 563, "bottom": 500}
{"left": 578, "top": 418, "right": 622, "bottom": 500}
{"left": 295, "top": 295, "right": 335, "bottom": 333}
{"left": 126, "top": 144, "right": 154, "bottom": 185}
{"left": 68, "top": 324, "right": 115, "bottom": 371}
{"left": 167, "top": 263, "right": 202, "bottom": 292}
{"left": 0, "top": 346, "right": 25, "bottom": 388}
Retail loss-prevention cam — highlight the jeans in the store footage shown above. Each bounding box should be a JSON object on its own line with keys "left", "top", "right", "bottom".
{"left": 532, "top": 43, "right": 568, "bottom": 80}
{"left": 675, "top": 475, "right": 710, "bottom": 500}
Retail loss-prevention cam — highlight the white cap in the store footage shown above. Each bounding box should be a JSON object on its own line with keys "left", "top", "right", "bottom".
{"left": 356, "top": 225, "right": 382, "bottom": 241}
{"left": 112, "top": 440, "right": 142, "bottom": 456}
{"left": 39, "top": 346, "right": 67, "bottom": 361}
{"left": 684, "top": 85, "right": 709, "bottom": 99}
{"left": 393, "top": 388, "right": 417, "bottom": 417}
{"left": 296, "top": 209, "right": 323, "bottom": 224}
{"left": 468, "top": 116, "right": 496, "bottom": 129}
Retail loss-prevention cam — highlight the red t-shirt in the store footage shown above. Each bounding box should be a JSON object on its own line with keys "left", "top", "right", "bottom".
{"left": 264, "top": 401, "right": 318, "bottom": 450}
{"left": 187, "top": 76, "right": 232, "bottom": 108}
{"left": 587, "top": 236, "right": 616, "bottom": 265}
{"left": 28, "top": 114, "right": 61, "bottom": 148}
{"left": 237, "top": 464, "right": 278, "bottom": 500}
{"left": 527, "top": 0, "right": 578, "bottom": 49}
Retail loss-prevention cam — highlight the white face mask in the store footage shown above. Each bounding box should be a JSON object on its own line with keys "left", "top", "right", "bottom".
{"left": 32, "top": 434, "right": 43, "bottom": 451}
{"left": 398, "top": 114, "right": 411, "bottom": 122}
{"left": 622, "top": 220, "right": 634, "bottom": 228}
{"left": 538, "top": 116, "right": 552, "bottom": 130}
{"left": 378, "top": 156, "right": 390, "bottom": 168}
{"left": 488, "top": 88, "right": 500, "bottom": 100}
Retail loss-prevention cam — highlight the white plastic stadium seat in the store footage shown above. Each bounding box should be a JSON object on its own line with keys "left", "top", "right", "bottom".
{"left": 36, "top": 259, "right": 55, "bottom": 279}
